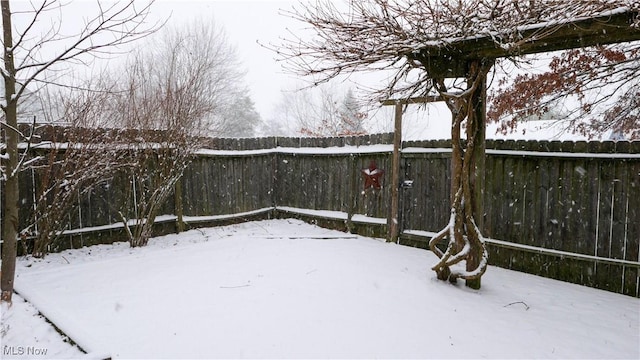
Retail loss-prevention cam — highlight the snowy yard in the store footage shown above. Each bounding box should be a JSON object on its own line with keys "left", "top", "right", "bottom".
{"left": 2, "top": 219, "right": 639, "bottom": 359}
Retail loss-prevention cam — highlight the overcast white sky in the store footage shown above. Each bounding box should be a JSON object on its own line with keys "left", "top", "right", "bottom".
{"left": 146, "top": 0, "right": 440, "bottom": 136}
{"left": 4, "top": 0, "right": 457, "bottom": 139}
{"left": 6, "top": 0, "right": 593, "bottom": 140}
{"left": 149, "top": 0, "right": 300, "bottom": 120}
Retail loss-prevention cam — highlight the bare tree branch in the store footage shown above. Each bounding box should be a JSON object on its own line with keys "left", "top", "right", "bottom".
{"left": 1, "top": 0, "right": 161, "bottom": 304}
{"left": 12, "top": 0, "right": 162, "bottom": 101}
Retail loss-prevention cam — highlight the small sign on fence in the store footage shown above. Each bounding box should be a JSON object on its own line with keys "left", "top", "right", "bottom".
{"left": 361, "top": 160, "right": 384, "bottom": 190}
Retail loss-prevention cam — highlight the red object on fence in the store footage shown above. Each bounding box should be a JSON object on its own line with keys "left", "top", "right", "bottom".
{"left": 362, "top": 160, "right": 384, "bottom": 190}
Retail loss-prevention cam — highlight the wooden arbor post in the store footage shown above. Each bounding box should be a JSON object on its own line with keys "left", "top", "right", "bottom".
{"left": 426, "top": 58, "right": 493, "bottom": 289}
{"left": 381, "top": 96, "right": 443, "bottom": 244}
{"left": 387, "top": 53, "right": 492, "bottom": 288}
{"left": 463, "top": 60, "right": 490, "bottom": 290}
{"left": 388, "top": 102, "right": 402, "bottom": 243}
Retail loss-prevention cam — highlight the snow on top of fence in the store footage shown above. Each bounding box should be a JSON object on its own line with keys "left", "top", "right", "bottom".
{"left": 401, "top": 147, "right": 640, "bottom": 159}
{"left": 485, "top": 149, "right": 640, "bottom": 159}
{"left": 196, "top": 144, "right": 395, "bottom": 157}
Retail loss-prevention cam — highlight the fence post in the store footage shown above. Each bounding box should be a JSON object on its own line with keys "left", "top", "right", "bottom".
{"left": 174, "top": 177, "right": 184, "bottom": 233}
{"left": 347, "top": 154, "right": 357, "bottom": 233}
{"left": 388, "top": 103, "right": 402, "bottom": 243}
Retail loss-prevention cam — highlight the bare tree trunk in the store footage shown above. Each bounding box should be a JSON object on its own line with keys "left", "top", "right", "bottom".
{"left": 466, "top": 71, "right": 487, "bottom": 290}
{"left": 1, "top": 0, "right": 19, "bottom": 303}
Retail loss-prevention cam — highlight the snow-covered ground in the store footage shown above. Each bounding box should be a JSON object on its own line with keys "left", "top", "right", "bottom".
{"left": 1, "top": 294, "right": 84, "bottom": 359}
{"left": 2, "top": 219, "right": 639, "bottom": 359}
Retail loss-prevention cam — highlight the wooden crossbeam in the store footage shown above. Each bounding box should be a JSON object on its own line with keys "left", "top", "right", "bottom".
{"left": 412, "top": 10, "right": 640, "bottom": 77}
{"left": 420, "top": 10, "right": 640, "bottom": 60}
{"left": 380, "top": 95, "right": 443, "bottom": 106}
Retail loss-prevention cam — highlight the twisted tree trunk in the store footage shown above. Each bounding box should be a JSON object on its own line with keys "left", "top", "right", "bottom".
{"left": 429, "top": 59, "right": 492, "bottom": 289}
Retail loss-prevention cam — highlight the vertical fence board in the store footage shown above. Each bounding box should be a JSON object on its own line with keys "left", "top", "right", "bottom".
{"left": 572, "top": 159, "right": 592, "bottom": 256}
{"left": 513, "top": 156, "right": 527, "bottom": 245}
{"left": 623, "top": 160, "right": 640, "bottom": 296}
{"left": 610, "top": 161, "right": 629, "bottom": 290}
{"left": 522, "top": 156, "right": 535, "bottom": 246}
{"left": 485, "top": 155, "right": 504, "bottom": 240}
{"left": 596, "top": 159, "right": 616, "bottom": 292}
{"left": 547, "top": 156, "right": 563, "bottom": 251}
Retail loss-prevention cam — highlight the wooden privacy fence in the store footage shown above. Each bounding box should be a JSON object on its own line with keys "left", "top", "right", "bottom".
{"left": 7, "top": 131, "right": 640, "bottom": 297}
{"left": 401, "top": 140, "right": 640, "bottom": 297}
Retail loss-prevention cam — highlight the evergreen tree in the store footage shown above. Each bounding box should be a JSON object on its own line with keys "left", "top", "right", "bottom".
{"left": 338, "top": 89, "right": 367, "bottom": 135}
